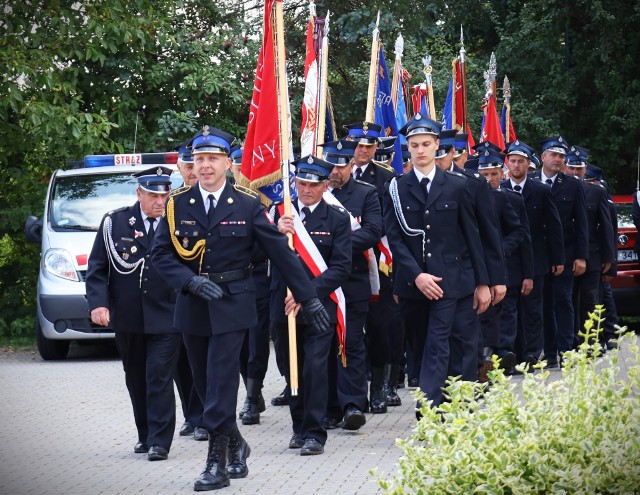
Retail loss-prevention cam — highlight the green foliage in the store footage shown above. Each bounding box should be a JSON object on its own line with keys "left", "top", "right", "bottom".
{"left": 376, "top": 307, "right": 640, "bottom": 493}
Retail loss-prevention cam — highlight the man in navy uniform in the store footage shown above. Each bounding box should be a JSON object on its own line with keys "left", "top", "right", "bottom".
{"left": 502, "top": 141, "right": 564, "bottom": 366}
{"left": 384, "top": 114, "right": 490, "bottom": 409}
{"left": 152, "top": 126, "right": 330, "bottom": 491}
{"left": 271, "top": 154, "right": 351, "bottom": 454}
{"left": 320, "top": 139, "right": 383, "bottom": 430}
{"left": 531, "top": 136, "right": 588, "bottom": 367}
{"left": 86, "top": 166, "right": 180, "bottom": 461}
{"left": 563, "top": 146, "right": 614, "bottom": 342}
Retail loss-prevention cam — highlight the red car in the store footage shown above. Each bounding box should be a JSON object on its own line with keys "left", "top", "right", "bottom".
{"left": 610, "top": 195, "right": 640, "bottom": 316}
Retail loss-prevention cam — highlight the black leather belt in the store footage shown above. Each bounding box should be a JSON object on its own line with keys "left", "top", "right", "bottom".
{"left": 201, "top": 266, "right": 253, "bottom": 284}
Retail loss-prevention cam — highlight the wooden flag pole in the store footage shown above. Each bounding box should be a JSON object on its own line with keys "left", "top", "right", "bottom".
{"left": 459, "top": 25, "right": 469, "bottom": 136}
{"left": 315, "top": 11, "right": 330, "bottom": 156}
{"left": 274, "top": 0, "right": 299, "bottom": 396}
{"left": 423, "top": 54, "right": 437, "bottom": 120}
{"left": 503, "top": 75, "right": 511, "bottom": 143}
{"left": 365, "top": 11, "right": 380, "bottom": 123}
{"left": 391, "top": 34, "right": 403, "bottom": 112}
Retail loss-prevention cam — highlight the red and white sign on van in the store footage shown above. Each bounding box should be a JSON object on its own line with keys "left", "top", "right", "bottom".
{"left": 114, "top": 154, "right": 142, "bottom": 166}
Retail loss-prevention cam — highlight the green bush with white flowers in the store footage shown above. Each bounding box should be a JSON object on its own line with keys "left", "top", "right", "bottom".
{"left": 376, "top": 307, "right": 640, "bottom": 494}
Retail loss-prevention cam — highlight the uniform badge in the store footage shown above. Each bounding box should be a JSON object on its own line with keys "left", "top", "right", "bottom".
{"left": 156, "top": 167, "right": 163, "bottom": 175}
{"left": 190, "top": 198, "right": 195, "bottom": 204}
{"left": 122, "top": 253, "right": 129, "bottom": 260}
{"left": 227, "top": 197, "right": 233, "bottom": 204}
{"left": 131, "top": 246, "right": 138, "bottom": 254}
{"left": 182, "top": 237, "right": 189, "bottom": 248}
{"left": 415, "top": 112, "right": 422, "bottom": 120}
{"left": 337, "top": 141, "right": 343, "bottom": 150}
{"left": 129, "top": 216, "right": 136, "bottom": 226}
{"left": 134, "top": 230, "right": 144, "bottom": 238}
{"left": 307, "top": 156, "right": 314, "bottom": 164}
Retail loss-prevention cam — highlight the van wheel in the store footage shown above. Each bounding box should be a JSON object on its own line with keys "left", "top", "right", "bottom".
{"left": 36, "top": 319, "right": 70, "bottom": 360}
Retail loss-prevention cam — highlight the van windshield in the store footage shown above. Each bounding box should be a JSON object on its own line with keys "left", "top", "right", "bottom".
{"left": 50, "top": 172, "right": 182, "bottom": 231}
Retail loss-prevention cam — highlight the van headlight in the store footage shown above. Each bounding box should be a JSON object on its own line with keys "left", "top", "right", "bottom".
{"left": 43, "top": 249, "right": 80, "bottom": 282}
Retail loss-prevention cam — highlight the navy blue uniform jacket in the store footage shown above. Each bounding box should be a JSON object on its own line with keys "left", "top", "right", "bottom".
{"left": 86, "top": 203, "right": 177, "bottom": 334}
{"left": 151, "top": 182, "right": 317, "bottom": 336}
{"left": 501, "top": 188, "right": 534, "bottom": 286}
{"left": 583, "top": 181, "right": 615, "bottom": 272}
{"left": 269, "top": 200, "right": 352, "bottom": 324}
{"left": 331, "top": 178, "right": 382, "bottom": 302}
{"left": 383, "top": 167, "right": 489, "bottom": 300}
{"left": 502, "top": 178, "right": 564, "bottom": 276}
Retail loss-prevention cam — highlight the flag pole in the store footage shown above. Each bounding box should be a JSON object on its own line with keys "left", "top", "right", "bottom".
{"left": 459, "top": 25, "right": 468, "bottom": 135}
{"left": 365, "top": 11, "right": 381, "bottom": 122}
{"left": 503, "top": 75, "right": 511, "bottom": 143}
{"left": 391, "top": 33, "right": 403, "bottom": 111}
{"left": 274, "top": 0, "right": 299, "bottom": 396}
{"left": 422, "top": 54, "right": 437, "bottom": 120}
{"left": 315, "top": 11, "right": 330, "bottom": 156}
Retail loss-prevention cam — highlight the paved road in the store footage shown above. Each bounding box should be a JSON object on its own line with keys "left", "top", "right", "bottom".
{"left": 0, "top": 342, "right": 417, "bottom": 495}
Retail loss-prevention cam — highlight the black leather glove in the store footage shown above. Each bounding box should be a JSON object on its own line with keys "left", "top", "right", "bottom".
{"left": 301, "top": 297, "right": 331, "bottom": 336}
{"left": 184, "top": 276, "right": 223, "bottom": 301}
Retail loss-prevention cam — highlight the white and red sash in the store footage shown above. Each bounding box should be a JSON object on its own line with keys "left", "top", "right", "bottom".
{"left": 278, "top": 203, "right": 347, "bottom": 366}
{"left": 378, "top": 236, "right": 393, "bottom": 276}
{"left": 323, "top": 191, "right": 380, "bottom": 296}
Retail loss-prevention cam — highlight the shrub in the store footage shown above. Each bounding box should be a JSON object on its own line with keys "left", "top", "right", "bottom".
{"left": 376, "top": 306, "right": 640, "bottom": 494}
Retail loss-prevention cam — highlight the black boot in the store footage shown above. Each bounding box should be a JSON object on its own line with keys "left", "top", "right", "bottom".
{"left": 227, "top": 427, "right": 251, "bottom": 479}
{"left": 193, "top": 432, "right": 230, "bottom": 491}
{"left": 238, "top": 396, "right": 250, "bottom": 420}
{"left": 242, "top": 378, "right": 262, "bottom": 425}
{"left": 384, "top": 364, "right": 402, "bottom": 406}
{"left": 369, "top": 367, "right": 387, "bottom": 414}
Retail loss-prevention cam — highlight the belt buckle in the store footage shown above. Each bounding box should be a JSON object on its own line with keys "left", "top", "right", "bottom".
{"left": 200, "top": 272, "right": 209, "bottom": 280}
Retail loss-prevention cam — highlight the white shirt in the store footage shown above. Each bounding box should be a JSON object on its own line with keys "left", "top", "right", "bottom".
{"left": 139, "top": 209, "right": 156, "bottom": 234}
{"left": 510, "top": 177, "right": 526, "bottom": 192}
{"left": 541, "top": 171, "right": 557, "bottom": 186}
{"left": 352, "top": 163, "right": 370, "bottom": 179}
{"left": 412, "top": 166, "right": 436, "bottom": 193}
{"left": 200, "top": 182, "right": 226, "bottom": 213}
{"left": 297, "top": 199, "right": 321, "bottom": 219}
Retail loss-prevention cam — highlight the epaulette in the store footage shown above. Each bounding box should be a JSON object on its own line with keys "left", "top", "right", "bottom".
{"left": 233, "top": 184, "right": 259, "bottom": 198}
{"left": 170, "top": 184, "right": 191, "bottom": 197}
{"left": 329, "top": 203, "right": 349, "bottom": 216}
{"left": 354, "top": 179, "right": 376, "bottom": 188}
{"left": 106, "top": 205, "right": 128, "bottom": 216}
{"left": 371, "top": 160, "right": 395, "bottom": 174}
{"left": 445, "top": 169, "right": 466, "bottom": 179}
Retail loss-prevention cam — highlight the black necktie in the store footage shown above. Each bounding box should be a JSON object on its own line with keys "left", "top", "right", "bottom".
{"left": 147, "top": 217, "right": 156, "bottom": 243}
{"left": 420, "top": 177, "right": 430, "bottom": 202}
{"left": 301, "top": 206, "right": 311, "bottom": 224}
{"left": 355, "top": 168, "right": 363, "bottom": 181}
{"left": 207, "top": 194, "right": 216, "bottom": 224}
{"left": 514, "top": 184, "right": 522, "bottom": 193}
{"left": 545, "top": 178, "right": 553, "bottom": 187}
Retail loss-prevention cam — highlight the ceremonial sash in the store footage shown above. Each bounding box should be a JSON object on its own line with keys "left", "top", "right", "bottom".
{"left": 323, "top": 191, "right": 380, "bottom": 296}
{"left": 277, "top": 203, "right": 347, "bottom": 366}
{"left": 378, "top": 236, "right": 393, "bottom": 276}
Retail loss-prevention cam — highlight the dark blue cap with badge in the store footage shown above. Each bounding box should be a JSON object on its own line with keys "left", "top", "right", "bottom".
{"left": 318, "top": 139, "right": 357, "bottom": 166}
{"left": 343, "top": 122, "right": 382, "bottom": 145}
{"left": 454, "top": 133, "right": 468, "bottom": 156}
{"left": 229, "top": 144, "right": 243, "bottom": 165}
{"left": 540, "top": 135, "right": 569, "bottom": 155}
{"left": 585, "top": 163, "right": 604, "bottom": 181}
{"left": 565, "top": 145, "right": 590, "bottom": 167}
{"left": 178, "top": 146, "right": 193, "bottom": 163}
{"left": 401, "top": 143, "right": 411, "bottom": 162}
{"left": 464, "top": 156, "right": 480, "bottom": 171}
{"left": 435, "top": 129, "right": 457, "bottom": 158}
{"left": 399, "top": 113, "right": 442, "bottom": 138}
{"left": 473, "top": 141, "right": 503, "bottom": 154}
{"left": 477, "top": 149, "right": 505, "bottom": 169}
{"left": 132, "top": 166, "right": 173, "bottom": 193}
{"left": 293, "top": 155, "right": 333, "bottom": 182}
{"left": 190, "top": 125, "right": 235, "bottom": 155}
{"left": 375, "top": 136, "right": 398, "bottom": 161}
{"left": 505, "top": 140, "right": 535, "bottom": 160}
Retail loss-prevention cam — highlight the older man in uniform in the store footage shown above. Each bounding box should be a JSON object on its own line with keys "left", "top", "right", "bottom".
{"left": 531, "top": 136, "right": 588, "bottom": 367}
{"left": 319, "top": 139, "right": 383, "bottom": 430}
{"left": 152, "top": 126, "right": 330, "bottom": 491}
{"left": 384, "top": 114, "right": 490, "bottom": 410}
{"left": 271, "top": 155, "right": 351, "bottom": 454}
{"left": 86, "top": 166, "right": 180, "bottom": 461}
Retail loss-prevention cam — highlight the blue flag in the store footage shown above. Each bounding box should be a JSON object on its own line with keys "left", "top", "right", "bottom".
{"left": 395, "top": 76, "right": 408, "bottom": 146}
{"left": 441, "top": 76, "right": 454, "bottom": 129}
{"left": 374, "top": 46, "right": 403, "bottom": 174}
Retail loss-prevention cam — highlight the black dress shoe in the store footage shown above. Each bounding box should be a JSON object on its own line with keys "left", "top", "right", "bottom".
{"left": 300, "top": 438, "right": 324, "bottom": 456}
{"left": 179, "top": 421, "right": 194, "bottom": 436}
{"left": 194, "top": 427, "right": 209, "bottom": 441}
{"left": 288, "top": 433, "right": 304, "bottom": 449}
{"left": 134, "top": 441, "right": 149, "bottom": 454}
{"left": 271, "top": 387, "right": 289, "bottom": 406}
{"left": 321, "top": 416, "right": 342, "bottom": 430}
{"left": 499, "top": 352, "right": 517, "bottom": 369}
{"left": 407, "top": 377, "right": 419, "bottom": 389}
{"left": 148, "top": 445, "right": 168, "bottom": 461}
{"left": 342, "top": 406, "right": 366, "bottom": 431}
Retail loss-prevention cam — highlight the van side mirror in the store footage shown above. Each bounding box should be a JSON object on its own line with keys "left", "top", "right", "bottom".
{"left": 25, "top": 216, "right": 43, "bottom": 244}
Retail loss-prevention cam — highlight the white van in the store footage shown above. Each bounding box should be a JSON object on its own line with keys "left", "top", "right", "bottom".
{"left": 25, "top": 153, "right": 182, "bottom": 359}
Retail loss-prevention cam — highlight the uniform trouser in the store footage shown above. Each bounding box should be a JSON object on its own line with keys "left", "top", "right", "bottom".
{"left": 599, "top": 280, "right": 619, "bottom": 342}
{"left": 272, "top": 321, "right": 333, "bottom": 445}
{"left": 521, "top": 274, "right": 545, "bottom": 359}
{"left": 326, "top": 299, "right": 369, "bottom": 419}
{"left": 183, "top": 330, "right": 246, "bottom": 436}
{"left": 498, "top": 286, "right": 521, "bottom": 357}
{"left": 115, "top": 332, "right": 181, "bottom": 449}
{"left": 239, "top": 291, "right": 271, "bottom": 382}
{"left": 174, "top": 339, "right": 204, "bottom": 428}
{"left": 400, "top": 294, "right": 476, "bottom": 407}
{"left": 366, "top": 277, "right": 405, "bottom": 368}
{"left": 572, "top": 269, "right": 601, "bottom": 344}
{"left": 543, "top": 268, "right": 575, "bottom": 359}
{"left": 479, "top": 302, "right": 502, "bottom": 349}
